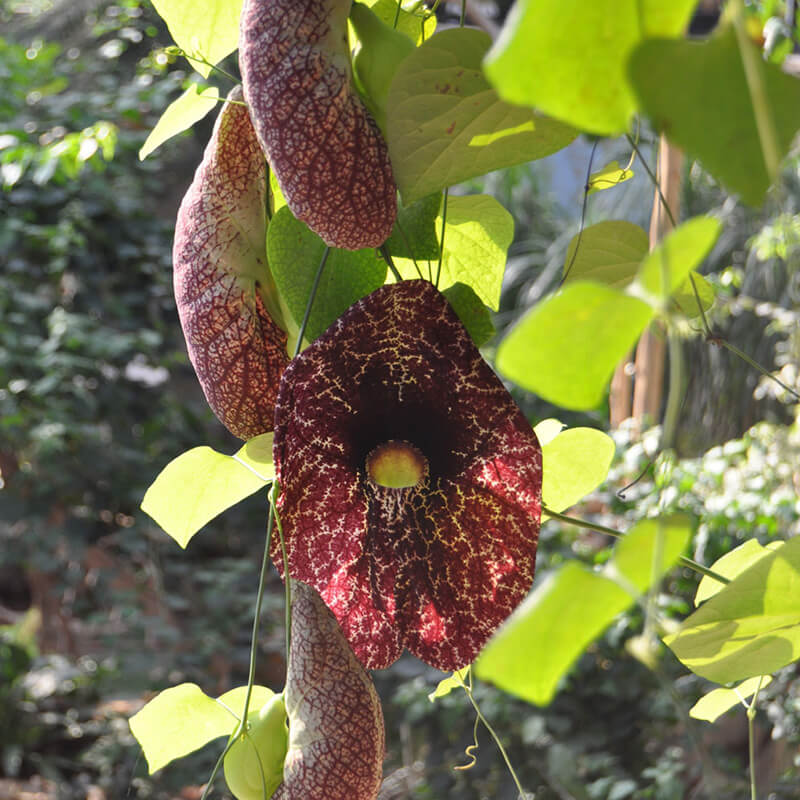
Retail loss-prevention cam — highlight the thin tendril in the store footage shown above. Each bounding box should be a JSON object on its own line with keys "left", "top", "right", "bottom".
{"left": 542, "top": 506, "right": 730, "bottom": 585}
{"left": 435, "top": 189, "right": 449, "bottom": 287}
{"left": 561, "top": 139, "right": 599, "bottom": 284}
{"left": 393, "top": 0, "right": 402, "bottom": 27}
{"left": 625, "top": 133, "right": 676, "bottom": 228}
{"left": 169, "top": 48, "right": 239, "bottom": 84}
{"left": 461, "top": 679, "right": 528, "bottom": 799}
{"left": 453, "top": 714, "right": 480, "bottom": 771}
{"left": 460, "top": 0, "right": 466, "bottom": 26}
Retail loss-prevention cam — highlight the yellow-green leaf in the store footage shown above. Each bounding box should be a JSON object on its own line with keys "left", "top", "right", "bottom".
{"left": 141, "top": 434, "right": 274, "bottom": 548}
{"left": 139, "top": 83, "right": 220, "bottom": 160}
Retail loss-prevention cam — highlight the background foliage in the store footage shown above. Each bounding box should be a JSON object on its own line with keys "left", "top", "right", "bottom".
{"left": 2, "top": 0, "right": 800, "bottom": 798}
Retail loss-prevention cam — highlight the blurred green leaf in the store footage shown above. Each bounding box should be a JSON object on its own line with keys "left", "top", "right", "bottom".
{"left": 476, "top": 516, "right": 690, "bottom": 706}
{"left": 564, "top": 221, "right": 648, "bottom": 287}
{"left": 139, "top": 83, "right": 220, "bottom": 160}
{"left": 141, "top": 434, "right": 274, "bottom": 548}
{"left": 629, "top": 25, "right": 800, "bottom": 206}
{"left": 387, "top": 28, "right": 576, "bottom": 204}
{"left": 672, "top": 271, "right": 715, "bottom": 318}
{"left": 484, "top": 0, "right": 697, "bottom": 134}
{"left": 665, "top": 537, "right": 800, "bottom": 683}
{"left": 497, "top": 282, "right": 653, "bottom": 410}
{"left": 634, "top": 216, "right": 721, "bottom": 303}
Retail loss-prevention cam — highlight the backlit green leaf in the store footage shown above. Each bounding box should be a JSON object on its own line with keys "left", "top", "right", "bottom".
{"left": 564, "top": 221, "right": 649, "bottom": 287}
{"left": 541, "top": 427, "right": 615, "bottom": 515}
{"left": 587, "top": 160, "right": 635, "bottom": 194}
{"left": 141, "top": 434, "right": 274, "bottom": 548}
{"left": 607, "top": 515, "right": 692, "bottom": 594}
{"left": 694, "top": 538, "right": 782, "bottom": 605}
{"left": 496, "top": 282, "right": 653, "bottom": 410}
{"left": 139, "top": 83, "right": 220, "bottom": 160}
{"left": 476, "top": 562, "right": 632, "bottom": 706}
{"left": 629, "top": 25, "right": 800, "bottom": 206}
{"left": 428, "top": 667, "right": 469, "bottom": 702}
{"left": 664, "top": 537, "right": 800, "bottom": 683}
{"left": 672, "top": 271, "right": 715, "bottom": 319}
{"left": 484, "top": 0, "right": 697, "bottom": 134}
{"left": 689, "top": 675, "right": 772, "bottom": 723}
{"left": 129, "top": 683, "right": 274, "bottom": 774}
{"left": 267, "top": 207, "right": 387, "bottom": 341}
{"left": 476, "top": 516, "right": 690, "bottom": 706}
{"left": 436, "top": 194, "right": 513, "bottom": 310}
{"left": 533, "top": 418, "right": 564, "bottom": 446}
{"left": 634, "top": 216, "right": 721, "bottom": 303}
{"left": 387, "top": 28, "right": 576, "bottom": 204}
{"left": 364, "top": 0, "right": 436, "bottom": 44}
{"left": 150, "top": 0, "right": 242, "bottom": 77}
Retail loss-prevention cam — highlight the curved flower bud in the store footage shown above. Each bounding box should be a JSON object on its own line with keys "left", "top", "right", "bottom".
{"left": 173, "top": 86, "right": 289, "bottom": 439}
{"left": 273, "top": 280, "right": 542, "bottom": 671}
{"left": 273, "top": 580, "right": 384, "bottom": 800}
{"left": 239, "top": 0, "right": 397, "bottom": 250}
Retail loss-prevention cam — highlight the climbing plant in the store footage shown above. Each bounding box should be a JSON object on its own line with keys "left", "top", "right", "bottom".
{"left": 124, "top": 0, "right": 800, "bottom": 798}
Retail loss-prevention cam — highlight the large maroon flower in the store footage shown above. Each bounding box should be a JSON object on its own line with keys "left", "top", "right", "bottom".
{"left": 273, "top": 280, "right": 542, "bottom": 671}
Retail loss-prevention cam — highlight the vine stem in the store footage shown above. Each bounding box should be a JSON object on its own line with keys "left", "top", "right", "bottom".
{"left": 271, "top": 485, "right": 292, "bottom": 660}
{"left": 199, "top": 506, "right": 276, "bottom": 800}
{"left": 633, "top": 137, "right": 800, "bottom": 404}
{"left": 201, "top": 245, "right": 330, "bottom": 799}
{"left": 541, "top": 506, "right": 730, "bottom": 585}
{"left": 561, "top": 139, "right": 599, "bottom": 284}
{"left": 435, "top": 188, "right": 449, "bottom": 287}
{"left": 730, "top": 0, "right": 781, "bottom": 180}
{"left": 461, "top": 676, "right": 529, "bottom": 799}
{"left": 379, "top": 243, "right": 404, "bottom": 282}
{"left": 746, "top": 674, "right": 765, "bottom": 800}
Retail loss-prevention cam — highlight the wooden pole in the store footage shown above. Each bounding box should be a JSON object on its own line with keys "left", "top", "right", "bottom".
{"left": 630, "top": 136, "right": 683, "bottom": 427}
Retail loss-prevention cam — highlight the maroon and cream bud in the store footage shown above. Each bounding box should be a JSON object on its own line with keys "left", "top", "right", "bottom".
{"left": 239, "top": 0, "right": 398, "bottom": 250}
{"left": 173, "top": 86, "right": 289, "bottom": 440}
{"left": 272, "top": 580, "right": 384, "bottom": 800}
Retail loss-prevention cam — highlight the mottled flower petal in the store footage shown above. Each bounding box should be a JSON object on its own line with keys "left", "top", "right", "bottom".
{"left": 173, "top": 86, "right": 289, "bottom": 439}
{"left": 273, "top": 280, "right": 542, "bottom": 671}
{"left": 239, "top": 0, "right": 397, "bottom": 250}
{"left": 273, "top": 580, "right": 384, "bottom": 800}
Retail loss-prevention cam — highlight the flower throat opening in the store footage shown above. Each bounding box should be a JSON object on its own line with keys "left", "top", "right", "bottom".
{"left": 366, "top": 440, "right": 429, "bottom": 489}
